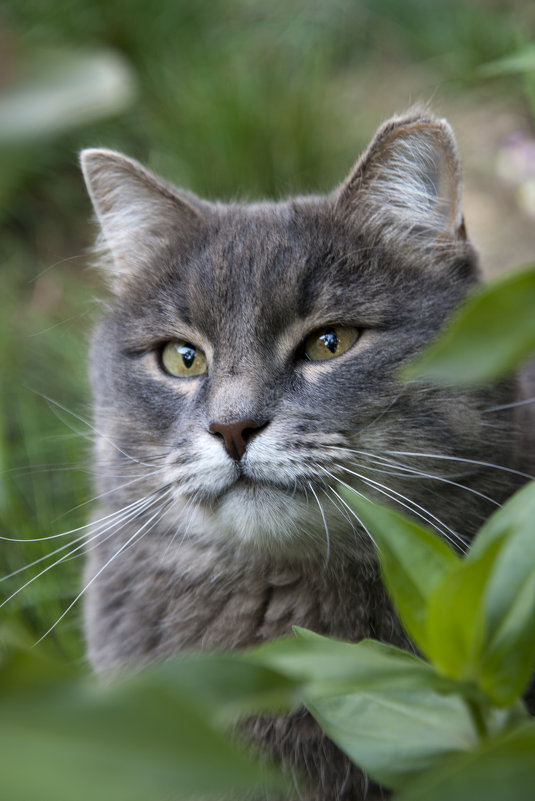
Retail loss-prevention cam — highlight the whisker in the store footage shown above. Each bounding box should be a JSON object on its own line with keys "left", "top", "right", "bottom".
{"left": 385, "top": 450, "right": 534, "bottom": 481}
{"left": 0, "top": 492, "right": 164, "bottom": 593}
{"left": 0, "top": 487, "right": 164, "bottom": 543}
{"left": 334, "top": 463, "right": 468, "bottom": 552}
{"left": 483, "top": 396, "right": 535, "bottom": 413}
{"left": 320, "top": 464, "right": 468, "bottom": 553}
{"left": 34, "top": 490, "right": 173, "bottom": 644}
{"left": 323, "top": 481, "right": 378, "bottom": 552}
{"left": 31, "top": 391, "right": 162, "bottom": 469}
{"left": 60, "top": 467, "right": 168, "bottom": 519}
{"left": 334, "top": 447, "right": 501, "bottom": 509}
{"left": 308, "top": 481, "right": 331, "bottom": 565}
{"left": 161, "top": 492, "right": 202, "bottom": 555}
{"left": 319, "top": 485, "right": 356, "bottom": 531}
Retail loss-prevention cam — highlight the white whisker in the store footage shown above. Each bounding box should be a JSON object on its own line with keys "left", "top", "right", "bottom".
{"left": 0, "top": 484, "right": 165, "bottom": 543}
{"left": 334, "top": 447, "right": 501, "bottom": 509}
{"left": 0, "top": 491, "right": 165, "bottom": 597}
{"left": 334, "top": 463, "right": 468, "bottom": 552}
{"left": 323, "top": 481, "right": 378, "bottom": 552}
{"left": 34, "top": 391, "right": 162, "bottom": 468}
{"left": 483, "top": 396, "right": 535, "bottom": 413}
{"left": 61, "top": 467, "right": 168, "bottom": 519}
{"left": 385, "top": 450, "right": 534, "bottom": 480}
{"left": 34, "top": 489, "right": 174, "bottom": 645}
{"left": 308, "top": 481, "right": 331, "bottom": 565}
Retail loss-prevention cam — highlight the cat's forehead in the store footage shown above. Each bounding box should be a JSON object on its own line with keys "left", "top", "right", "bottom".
{"left": 187, "top": 199, "right": 360, "bottom": 325}
{"left": 209, "top": 199, "right": 330, "bottom": 268}
{"left": 120, "top": 195, "right": 409, "bottom": 349}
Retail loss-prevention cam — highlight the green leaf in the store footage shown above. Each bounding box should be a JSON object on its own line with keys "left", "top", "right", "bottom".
{"left": 149, "top": 652, "right": 299, "bottom": 723}
{"left": 397, "top": 721, "right": 535, "bottom": 801}
{"left": 425, "top": 543, "right": 501, "bottom": 682}
{"left": 0, "top": 651, "right": 287, "bottom": 801}
{"left": 426, "top": 482, "right": 535, "bottom": 705}
{"left": 467, "top": 481, "right": 535, "bottom": 704}
{"left": 250, "top": 627, "right": 452, "bottom": 698}
{"left": 402, "top": 265, "right": 535, "bottom": 385}
{"left": 306, "top": 686, "right": 478, "bottom": 790}
{"left": 338, "top": 488, "right": 459, "bottom": 655}
{"left": 467, "top": 480, "right": 535, "bottom": 560}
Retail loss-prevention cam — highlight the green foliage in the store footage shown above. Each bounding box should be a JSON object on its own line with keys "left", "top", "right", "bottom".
{"left": 0, "top": 263, "right": 92, "bottom": 659}
{"left": 397, "top": 723, "right": 535, "bottom": 801}
{"left": 403, "top": 264, "right": 535, "bottom": 386}
{"left": 1, "top": 2, "right": 535, "bottom": 800}
{"left": 342, "top": 484, "right": 535, "bottom": 709}
{"left": 0, "top": 648, "right": 291, "bottom": 801}
{"left": 337, "top": 491, "right": 459, "bottom": 653}
{"left": 480, "top": 45, "right": 535, "bottom": 120}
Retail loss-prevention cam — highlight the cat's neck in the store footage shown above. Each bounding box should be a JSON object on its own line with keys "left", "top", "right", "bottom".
{"left": 84, "top": 528, "right": 406, "bottom": 673}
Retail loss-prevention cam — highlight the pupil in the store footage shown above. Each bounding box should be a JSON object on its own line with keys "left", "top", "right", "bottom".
{"left": 321, "top": 328, "right": 338, "bottom": 354}
{"left": 181, "top": 345, "right": 196, "bottom": 368}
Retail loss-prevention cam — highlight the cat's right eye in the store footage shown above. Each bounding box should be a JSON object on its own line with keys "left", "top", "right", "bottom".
{"left": 161, "top": 340, "right": 207, "bottom": 378}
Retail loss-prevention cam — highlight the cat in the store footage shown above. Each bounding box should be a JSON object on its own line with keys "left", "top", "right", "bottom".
{"left": 80, "top": 111, "right": 533, "bottom": 800}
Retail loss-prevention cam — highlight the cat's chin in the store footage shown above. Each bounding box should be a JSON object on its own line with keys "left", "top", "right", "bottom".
{"left": 204, "top": 479, "right": 364, "bottom": 560}
{"left": 216, "top": 483, "right": 320, "bottom": 554}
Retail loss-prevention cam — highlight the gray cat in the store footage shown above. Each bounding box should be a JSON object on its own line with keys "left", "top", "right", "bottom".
{"left": 80, "top": 112, "right": 533, "bottom": 800}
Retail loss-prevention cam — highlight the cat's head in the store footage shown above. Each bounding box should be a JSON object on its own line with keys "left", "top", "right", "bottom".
{"left": 81, "top": 113, "right": 520, "bottom": 561}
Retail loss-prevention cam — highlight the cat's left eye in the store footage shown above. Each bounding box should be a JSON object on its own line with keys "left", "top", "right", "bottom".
{"left": 161, "top": 340, "right": 207, "bottom": 377}
{"left": 303, "top": 325, "right": 360, "bottom": 362}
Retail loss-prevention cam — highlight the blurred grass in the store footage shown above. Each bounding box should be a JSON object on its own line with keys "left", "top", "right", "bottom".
{"left": 0, "top": 0, "right": 534, "bottom": 661}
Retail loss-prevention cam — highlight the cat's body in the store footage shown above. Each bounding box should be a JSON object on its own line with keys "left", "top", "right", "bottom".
{"left": 81, "top": 113, "right": 533, "bottom": 800}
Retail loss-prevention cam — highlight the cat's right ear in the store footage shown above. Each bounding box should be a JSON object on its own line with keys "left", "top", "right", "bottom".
{"left": 80, "top": 149, "right": 204, "bottom": 289}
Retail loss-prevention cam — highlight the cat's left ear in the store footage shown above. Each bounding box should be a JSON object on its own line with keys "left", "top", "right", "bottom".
{"left": 80, "top": 149, "right": 205, "bottom": 289}
{"left": 335, "top": 113, "right": 465, "bottom": 251}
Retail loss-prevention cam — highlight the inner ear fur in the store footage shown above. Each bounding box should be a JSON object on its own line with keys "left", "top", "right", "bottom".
{"left": 335, "top": 113, "right": 465, "bottom": 250}
{"left": 80, "top": 149, "right": 205, "bottom": 288}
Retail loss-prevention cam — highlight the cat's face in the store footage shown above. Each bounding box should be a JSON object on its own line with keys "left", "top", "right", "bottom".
{"left": 83, "top": 114, "right": 521, "bottom": 561}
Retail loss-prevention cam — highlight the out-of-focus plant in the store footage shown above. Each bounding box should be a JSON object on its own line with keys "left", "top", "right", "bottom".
{"left": 403, "top": 263, "right": 535, "bottom": 385}
{"left": 0, "top": 49, "right": 136, "bottom": 143}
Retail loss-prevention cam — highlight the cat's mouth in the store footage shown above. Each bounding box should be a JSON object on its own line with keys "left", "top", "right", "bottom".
{"left": 231, "top": 474, "right": 292, "bottom": 494}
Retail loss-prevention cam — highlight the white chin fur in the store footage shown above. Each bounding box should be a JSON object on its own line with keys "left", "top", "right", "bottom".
{"left": 215, "top": 484, "right": 355, "bottom": 558}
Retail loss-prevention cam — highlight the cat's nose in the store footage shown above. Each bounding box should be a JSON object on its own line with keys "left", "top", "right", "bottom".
{"left": 209, "top": 419, "right": 268, "bottom": 461}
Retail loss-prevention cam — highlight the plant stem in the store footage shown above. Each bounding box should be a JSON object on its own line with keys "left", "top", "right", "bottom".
{"left": 466, "top": 697, "right": 489, "bottom": 741}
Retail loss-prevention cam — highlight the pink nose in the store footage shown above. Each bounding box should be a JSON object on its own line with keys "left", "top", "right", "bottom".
{"left": 209, "top": 419, "right": 267, "bottom": 461}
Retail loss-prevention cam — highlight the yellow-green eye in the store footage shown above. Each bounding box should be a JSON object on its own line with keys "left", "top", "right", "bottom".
{"left": 303, "top": 325, "right": 360, "bottom": 362}
{"left": 161, "top": 340, "right": 207, "bottom": 377}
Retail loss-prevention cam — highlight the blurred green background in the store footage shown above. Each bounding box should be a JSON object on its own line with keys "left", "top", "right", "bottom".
{"left": 1, "top": 0, "right": 534, "bottom": 664}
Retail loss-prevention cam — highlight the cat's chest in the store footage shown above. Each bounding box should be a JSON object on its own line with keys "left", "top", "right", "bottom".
{"left": 84, "top": 529, "right": 399, "bottom": 672}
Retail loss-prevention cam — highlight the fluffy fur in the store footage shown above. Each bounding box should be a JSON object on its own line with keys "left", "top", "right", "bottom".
{"left": 81, "top": 113, "right": 533, "bottom": 800}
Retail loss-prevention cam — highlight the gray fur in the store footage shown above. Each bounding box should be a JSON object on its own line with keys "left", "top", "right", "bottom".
{"left": 81, "top": 114, "right": 533, "bottom": 800}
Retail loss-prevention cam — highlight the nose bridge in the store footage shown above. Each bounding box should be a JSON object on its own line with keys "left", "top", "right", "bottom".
{"left": 207, "top": 373, "right": 265, "bottom": 426}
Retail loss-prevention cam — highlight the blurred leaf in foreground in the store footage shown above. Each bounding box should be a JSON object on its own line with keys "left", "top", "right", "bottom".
{"left": 402, "top": 265, "right": 535, "bottom": 386}
{"left": 250, "top": 627, "right": 451, "bottom": 698}
{"left": 397, "top": 720, "right": 535, "bottom": 801}
{"left": 0, "top": 650, "right": 289, "bottom": 801}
